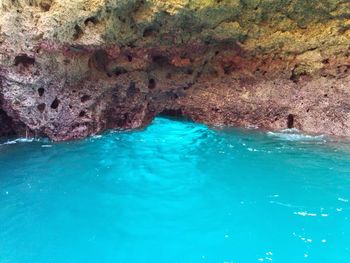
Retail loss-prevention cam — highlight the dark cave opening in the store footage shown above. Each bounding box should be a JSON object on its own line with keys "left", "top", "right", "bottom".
{"left": 0, "top": 108, "right": 28, "bottom": 138}
{"left": 0, "top": 109, "right": 16, "bottom": 136}
{"left": 158, "top": 108, "right": 190, "bottom": 121}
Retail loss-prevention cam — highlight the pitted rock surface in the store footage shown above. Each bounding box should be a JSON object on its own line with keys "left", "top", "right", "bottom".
{"left": 1, "top": 0, "right": 350, "bottom": 140}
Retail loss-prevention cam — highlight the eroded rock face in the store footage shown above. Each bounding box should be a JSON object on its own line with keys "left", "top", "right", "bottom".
{"left": 0, "top": 0, "right": 350, "bottom": 140}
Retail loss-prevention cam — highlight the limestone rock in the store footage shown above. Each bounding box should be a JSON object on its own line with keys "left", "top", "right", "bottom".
{"left": 0, "top": 0, "right": 350, "bottom": 140}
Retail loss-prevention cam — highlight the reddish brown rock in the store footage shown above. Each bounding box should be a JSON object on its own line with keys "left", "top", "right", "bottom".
{"left": 1, "top": 1, "right": 350, "bottom": 140}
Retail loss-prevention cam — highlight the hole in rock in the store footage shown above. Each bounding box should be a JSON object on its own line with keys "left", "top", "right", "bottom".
{"left": 38, "top": 88, "right": 45, "bottom": 97}
{"left": 40, "top": 0, "right": 52, "bottom": 11}
{"left": 223, "top": 65, "right": 234, "bottom": 75}
{"left": 148, "top": 78, "right": 156, "bottom": 89}
{"left": 50, "top": 98, "right": 60, "bottom": 109}
{"left": 114, "top": 67, "right": 128, "bottom": 76}
{"left": 37, "top": 103, "right": 46, "bottom": 113}
{"left": 126, "top": 54, "right": 133, "bottom": 62}
{"left": 287, "top": 114, "right": 294, "bottom": 129}
{"left": 79, "top": 111, "right": 86, "bottom": 117}
{"left": 152, "top": 55, "right": 169, "bottom": 66}
{"left": 143, "top": 28, "right": 156, "bottom": 37}
{"left": 183, "top": 83, "right": 193, "bottom": 90}
{"left": 14, "top": 54, "right": 35, "bottom": 67}
{"left": 290, "top": 68, "right": 307, "bottom": 84}
{"left": 81, "top": 95, "right": 91, "bottom": 103}
{"left": 84, "top": 17, "right": 98, "bottom": 25}
{"left": 73, "top": 25, "right": 83, "bottom": 40}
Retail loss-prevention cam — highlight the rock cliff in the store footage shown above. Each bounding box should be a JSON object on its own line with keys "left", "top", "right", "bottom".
{"left": 1, "top": 0, "right": 350, "bottom": 140}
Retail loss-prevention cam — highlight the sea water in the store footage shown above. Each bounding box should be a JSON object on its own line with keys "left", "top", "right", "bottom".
{"left": 0, "top": 117, "right": 349, "bottom": 263}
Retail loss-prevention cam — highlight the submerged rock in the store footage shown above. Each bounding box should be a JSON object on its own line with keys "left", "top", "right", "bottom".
{"left": 0, "top": 0, "right": 350, "bottom": 140}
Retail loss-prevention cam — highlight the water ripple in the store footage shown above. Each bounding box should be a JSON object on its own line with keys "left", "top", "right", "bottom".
{"left": 0, "top": 117, "right": 350, "bottom": 262}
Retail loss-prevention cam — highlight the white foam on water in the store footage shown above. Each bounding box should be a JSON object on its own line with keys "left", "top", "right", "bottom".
{"left": 270, "top": 201, "right": 301, "bottom": 208}
{"left": 1, "top": 138, "right": 33, "bottom": 145}
{"left": 247, "top": 147, "right": 259, "bottom": 152}
{"left": 267, "top": 129, "right": 326, "bottom": 142}
{"left": 3, "top": 140, "right": 16, "bottom": 145}
{"left": 246, "top": 124, "right": 259, "bottom": 129}
{"left": 293, "top": 211, "right": 317, "bottom": 217}
{"left": 338, "top": 197, "right": 349, "bottom": 203}
{"left": 0, "top": 137, "right": 44, "bottom": 146}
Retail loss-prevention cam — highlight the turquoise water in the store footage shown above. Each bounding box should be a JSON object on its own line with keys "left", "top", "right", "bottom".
{"left": 0, "top": 117, "right": 349, "bottom": 263}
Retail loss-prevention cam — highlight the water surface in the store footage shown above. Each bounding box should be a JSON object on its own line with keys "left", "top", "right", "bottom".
{"left": 0, "top": 117, "right": 349, "bottom": 262}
